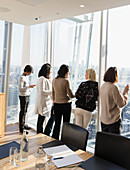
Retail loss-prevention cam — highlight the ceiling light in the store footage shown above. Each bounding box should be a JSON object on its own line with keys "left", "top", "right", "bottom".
{"left": 34, "top": 17, "right": 40, "bottom": 21}
{"left": 80, "top": 4, "right": 85, "bottom": 8}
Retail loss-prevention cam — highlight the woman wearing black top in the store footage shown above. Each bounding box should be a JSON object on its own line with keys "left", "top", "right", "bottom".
{"left": 75, "top": 68, "right": 98, "bottom": 129}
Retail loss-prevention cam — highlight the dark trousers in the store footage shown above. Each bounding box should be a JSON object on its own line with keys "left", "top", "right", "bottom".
{"left": 19, "top": 96, "right": 29, "bottom": 132}
{"left": 37, "top": 106, "right": 55, "bottom": 135}
{"left": 101, "top": 119, "right": 121, "bottom": 134}
{"left": 52, "top": 103, "right": 72, "bottom": 140}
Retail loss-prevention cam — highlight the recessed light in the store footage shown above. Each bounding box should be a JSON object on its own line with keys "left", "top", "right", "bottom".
{"left": 80, "top": 4, "right": 85, "bottom": 8}
{"left": 34, "top": 17, "right": 40, "bottom": 21}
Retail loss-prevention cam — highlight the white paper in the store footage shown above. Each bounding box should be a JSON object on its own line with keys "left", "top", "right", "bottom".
{"left": 43, "top": 145, "right": 83, "bottom": 168}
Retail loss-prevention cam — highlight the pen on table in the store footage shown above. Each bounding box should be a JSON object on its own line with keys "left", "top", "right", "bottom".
{"left": 53, "top": 157, "right": 64, "bottom": 160}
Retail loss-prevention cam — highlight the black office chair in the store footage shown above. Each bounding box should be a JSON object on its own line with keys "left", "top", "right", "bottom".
{"left": 61, "top": 122, "right": 89, "bottom": 151}
{"left": 95, "top": 132, "right": 130, "bottom": 169}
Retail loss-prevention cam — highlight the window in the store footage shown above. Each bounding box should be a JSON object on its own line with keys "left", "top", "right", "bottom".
{"left": 28, "top": 23, "right": 47, "bottom": 128}
{"left": 7, "top": 23, "right": 24, "bottom": 124}
{"left": 53, "top": 12, "right": 101, "bottom": 145}
{"left": 107, "top": 5, "right": 130, "bottom": 137}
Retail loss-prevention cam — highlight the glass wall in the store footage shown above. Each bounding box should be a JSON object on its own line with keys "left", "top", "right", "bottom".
{"left": 1, "top": 4, "right": 130, "bottom": 147}
{"left": 107, "top": 5, "right": 130, "bottom": 137}
{"left": 28, "top": 23, "right": 47, "bottom": 128}
{"left": 0, "top": 21, "right": 5, "bottom": 93}
{"left": 7, "top": 23, "right": 24, "bottom": 124}
{"left": 53, "top": 12, "right": 101, "bottom": 145}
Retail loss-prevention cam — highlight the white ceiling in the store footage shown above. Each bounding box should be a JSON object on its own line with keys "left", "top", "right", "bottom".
{"left": 0, "top": 0, "right": 130, "bottom": 26}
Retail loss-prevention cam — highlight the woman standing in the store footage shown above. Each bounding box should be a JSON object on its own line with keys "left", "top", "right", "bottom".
{"left": 75, "top": 68, "right": 98, "bottom": 129}
{"left": 52, "top": 64, "right": 75, "bottom": 139}
{"left": 100, "top": 67, "right": 129, "bottom": 134}
{"left": 34, "top": 63, "right": 54, "bottom": 134}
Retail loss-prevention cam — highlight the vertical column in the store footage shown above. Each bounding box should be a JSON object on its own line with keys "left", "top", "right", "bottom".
{"left": 105, "top": 10, "right": 109, "bottom": 70}
{"left": 21, "top": 25, "right": 30, "bottom": 72}
{"left": 50, "top": 21, "right": 54, "bottom": 67}
{"left": 46, "top": 21, "right": 54, "bottom": 65}
{"left": 97, "top": 11, "right": 103, "bottom": 132}
{"left": 4, "top": 22, "right": 13, "bottom": 124}
{"left": 2, "top": 21, "right": 9, "bottom": 93}
{"left": 46, "top": 22, "right": 51, "bottom": 63}
{"left": 97, "top": 10, "right": 109, "bottom": 132}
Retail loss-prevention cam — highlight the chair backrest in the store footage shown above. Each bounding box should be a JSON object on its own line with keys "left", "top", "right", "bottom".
{"left": 61, "top": 122, "right": 89, "bottom": 151}
{"left": 95, "top": 132, "right": 130, "bottom": 169}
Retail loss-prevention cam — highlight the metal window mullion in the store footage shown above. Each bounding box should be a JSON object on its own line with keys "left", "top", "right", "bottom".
{"left": 74, "top": 24, "right": 82, "bottom": 92}
{"left": 86, "top": 13, "right": 94, "bottom": 69}
{"left": 2, "top": 22, "right": 8, "bottom": 93}
{"left": 5, "top": 22, "right": 13, "bottom": 125}
{"left": 50, "top": 21, "right": 54, "bottom": 66}
{"left": 97, "top": 11, "right": 103, "bottom": 132}
{"left": 46, "top": 22, "right": 51, "bottom": 63}
{"left": 105, "top": 10, "right": 109, "bottom": 70}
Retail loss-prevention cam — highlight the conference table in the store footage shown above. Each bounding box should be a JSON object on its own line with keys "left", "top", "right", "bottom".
{"left": 0, "top": 133, "right": 93, "bottom": 170}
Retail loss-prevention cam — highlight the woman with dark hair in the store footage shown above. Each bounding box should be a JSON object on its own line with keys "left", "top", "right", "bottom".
{"left": 34, "top": 63, "right": 54, "bottom": 134}
{"left": 52, "top": 64, "right": 75, "bottom": 139}
{"left": 100, "top": 67, "right": 129, "bottom": 134}
{"left": 19, "top": 65, "right": 35, "bottom": 133}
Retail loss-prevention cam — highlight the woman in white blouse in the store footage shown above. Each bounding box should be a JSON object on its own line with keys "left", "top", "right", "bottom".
{"left": 34, "top": 63, "right": 53, "bottom": 134}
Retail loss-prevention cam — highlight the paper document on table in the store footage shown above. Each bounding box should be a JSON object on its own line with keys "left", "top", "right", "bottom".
{"left": 43, "top": 145, "right": 83, "bottom": 168}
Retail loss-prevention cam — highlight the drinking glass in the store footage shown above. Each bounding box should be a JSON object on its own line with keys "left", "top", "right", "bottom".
{"left": 46, "top": 154, "right": 53, "bottom": 165}
{"left": 14, "top": 149, "right": 22, "bottom": 167}
{"left": 9, "top": 147, "right": 17, "bottom": 164}
{"left": 45, "top": 148, "right": 54, "bottom": 166}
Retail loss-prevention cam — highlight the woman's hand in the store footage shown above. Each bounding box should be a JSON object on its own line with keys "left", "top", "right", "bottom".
{"left": 123, "top": 85, "right": 129, "bottom": 95}
{"left": 29, "top": 84, "right": 36, "bottom": 88}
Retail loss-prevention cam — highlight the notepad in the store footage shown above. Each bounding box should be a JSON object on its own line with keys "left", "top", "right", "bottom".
{"left": 43, "top": 145, "right": 83, "bottom": 168}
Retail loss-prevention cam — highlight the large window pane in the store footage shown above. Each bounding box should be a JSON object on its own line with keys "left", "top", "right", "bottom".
{"left": 53, "top": 12, "right": 101, "bottom": 147}
{"left": 108, "top": 5, "right": 130, "bottom": 137}
{"left": 7, "top": 23, "right": 24, "bottom": 124}
{"left": 28, "top": 23, "right": 47, "bottom": 129}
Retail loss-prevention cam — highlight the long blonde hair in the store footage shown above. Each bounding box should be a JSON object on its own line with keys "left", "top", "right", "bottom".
{"left": 86, "top": 68, "right": 96, "bottom": 81}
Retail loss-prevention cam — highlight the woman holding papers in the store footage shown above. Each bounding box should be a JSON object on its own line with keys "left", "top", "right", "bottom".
{"left": 52, "top": 64, "right": 75, "bottom": 139}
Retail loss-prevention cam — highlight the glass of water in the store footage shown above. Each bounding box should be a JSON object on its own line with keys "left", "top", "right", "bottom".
{"left": 35, "top": 147, "right": 45, "bottom": 170}
{"left": 46, "top": 154, "right": 53, "bottom": 165}
{"left": 45, "top": 148, "right": 54, "bottom": 166}
{"left": 14, "top": 149, "right": 22, "bottom": 167}
{"left": 9, "top": 147, "right": 17, "bottom": 164}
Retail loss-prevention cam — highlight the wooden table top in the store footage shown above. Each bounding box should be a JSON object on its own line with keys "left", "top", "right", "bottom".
{"left": 0, "top": 133, "right": 93, "bottom": 170}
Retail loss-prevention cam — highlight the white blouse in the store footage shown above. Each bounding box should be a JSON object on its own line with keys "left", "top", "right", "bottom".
{"left": 34, "top": 76, "right": 52, "bottom": 116}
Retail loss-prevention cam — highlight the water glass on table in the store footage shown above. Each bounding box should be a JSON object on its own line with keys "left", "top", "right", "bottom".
{"left": 45, "top": 149, "right": 54, "bottom": 165}
{"left": 14, "top": 149, "right": 22, "bottom": 167}
{"left": 46, "top": 154, "right": 53, "bottom": 165}
{"left": 9, "top": 147, "right": 17, "bottom": 164}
